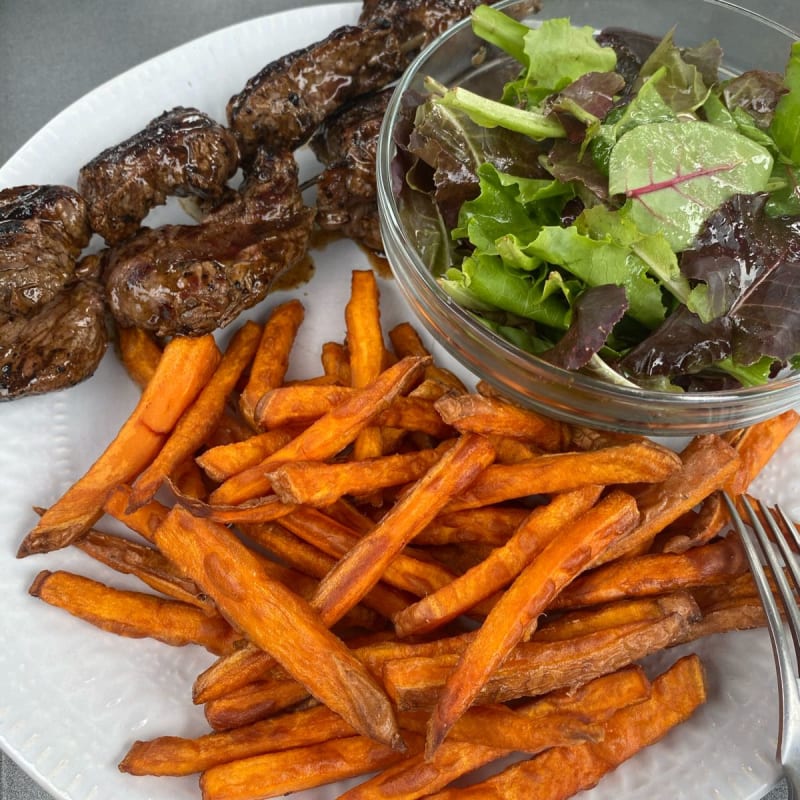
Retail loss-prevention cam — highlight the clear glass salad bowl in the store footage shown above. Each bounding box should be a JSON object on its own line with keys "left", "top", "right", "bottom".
{"left": 376, "top": 0, "right": 800, "bottom": 436}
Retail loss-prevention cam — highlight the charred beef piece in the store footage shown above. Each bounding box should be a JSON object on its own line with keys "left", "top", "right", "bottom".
{"left": 0, "top": 277, "right": 108, "bottom": 400}
{"left": 359, "top": 0, "right": 482, "bottom": 42}
{"left": 0, "top": 185, "right": 91, "bottom": 317}
{"left": 227, "top": 25, "right": 401, "bottom": 160}
{"left": 103, "top": 150, "right": 315, "bottom": 337}
{"left": 227, "top": 0, "right": 481, "bottom": 160}
{"left": 310, "top": 89, "right": 393, "bottom": 252}
{"left": 78, "top": 106, "right": 240, "bottom": 245}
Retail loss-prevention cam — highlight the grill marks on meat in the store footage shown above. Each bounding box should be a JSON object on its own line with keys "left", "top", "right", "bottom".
{"left": 103, "top": 150, "right": 315, "bottom": 337}
{"left": 78, "top": 107, "right": 239, "bottom": 244}
{"left": 227, "top": 0, "right": 481, "bottom": 160}
{"left": 310, "top": 89, "right": 393, "bottom": 252}
{"left": 0, "top": 275, "right": 108, "bottom": 401}
{"left": 0, "top": 186, "right": 106, "bottom": 400}
{"left": 0, "top": 185, "right": 91, "bottom": 317}
{"left": 227, "top": 25, "right": 401, "bottom": 160}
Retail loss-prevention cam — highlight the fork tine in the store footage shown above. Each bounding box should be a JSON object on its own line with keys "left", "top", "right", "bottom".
{"left": 723, "top": 492, "right": 800, "bottom": 790}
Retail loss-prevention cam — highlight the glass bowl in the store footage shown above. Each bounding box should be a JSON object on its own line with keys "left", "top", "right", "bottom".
{"left": 376, "top": 0, "right": 800, "bottom": 436}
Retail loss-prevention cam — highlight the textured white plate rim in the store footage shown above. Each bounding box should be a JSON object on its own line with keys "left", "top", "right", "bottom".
{"left": 0, "top": 4, "right": 795, "bottom": 800}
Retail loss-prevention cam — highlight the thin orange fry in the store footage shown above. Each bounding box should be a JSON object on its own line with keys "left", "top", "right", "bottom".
{"left": 211, "top": 355, "right": 429, "bottom": 505}
{"left": 117, "top": 325, "right": 162, "bottom": 388}
{"left": 128, "top": 321, "right": 262, "bottom": 509}
{"left": 239, "top": 299, "right": 305, "bottom": 426}
{"left": 154, "top": 505, "right": 402, "bottom": 749}
{"left": 18, "top": 334, "right": 221, "bottom": 556}
{"left": 425, "top": 489, "right": 639, "bottom": 755}
{"left": 311, "top": 433, "right": 496, "bottom": 627}
{"left": 394, "top": 486, "right": 603, "bottom": 638}
{"left": 29, "top": 570, "right": 240, "bottom": 654}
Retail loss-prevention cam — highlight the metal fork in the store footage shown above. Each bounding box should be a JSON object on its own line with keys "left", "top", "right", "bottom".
{"left": 723, "top": 493, "right": 800, "bottom": 799}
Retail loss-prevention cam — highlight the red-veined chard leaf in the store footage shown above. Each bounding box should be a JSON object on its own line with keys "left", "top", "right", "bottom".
{"left": 609, "top": 121, "right": 774, "bottom": 251}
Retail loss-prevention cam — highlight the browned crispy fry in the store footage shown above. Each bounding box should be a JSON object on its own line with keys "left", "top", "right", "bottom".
{"left": 267, "top": 442, "right": 451, "bottom": 507}
{"left": 170, "top": 456, "right": 210, "bottom": 500}
{"left": 342, "top": 667, "right": 651, "bottom": 800}
{"left": 278, "top": 507, "right": 467, "bottom": 601}
{"left": 597, "top": 434, "right": 740, "bottom": 564}
{"left": 656, "top": 491, "right": 727, "bottom": 554}
{"left": 28, "top": 570, "right": 240, "bottom": 654}
{"left": 243, "top": 521, "right": 412, "bottom": 620}
{"left": 120, "top": 703, "right": 356, "bottom": 776}
{"left": 552, "top": 533, "right": 749, "bottom": 611}
{"left": 424, "top": 654, "right": 706, "bottom": 800}
{"left": 442, "top": 441, "right": 681, "bottom": 512}
{"left": 321, "top": 340, "right": 351, "bottom": 384}
{"left": 103, "top": 484, "right": 168, "bottom": 543}
{"left": 74, "top": 529, "right": 214, "bottom": 613}
{"left": 117, "top": 325, "right": 162, "bottom": 388}
{"left": 384, "top": 593, "right": 700, "bottom": 712}
{"left": 128, "top": 321, "right": 262, "bottom": 509}
{"left": 211, "top": 355, "right": 429, "bottom": 505}
{"left": 415, "top": 506, "right": 531, "bottom": 546}
{"left": 310, "top": 433, "right": 496, "bottom": 628}
{"left": 434, "top": 392, "right": 570, "bottom": 452}
{"left": 170, "top": 491, "right": 297, "bottom": 525}
{"left": 18, "top": 334, "right": 221, "bottom": 556}
{"left": 425, "top": 489, "right": 639, "bottom": 755}
{"left": 200, "top": 733, "right": 423, "bottom": 800}
{"left": 388, "top": 321, "right": 467, "bottom": 393}
{"left": 347, "top": 270, "right": 386, "bottom": 463}
{"left": 196, "top": 428, "right": 298, "bottom": 483}
{"left": 204, "top": 678, "right": 314, "bottom": 731}
{"left": 154, "top": 505, "right": 402, "bottom": 749}
{"left": 393, "top": 487, "right": 603, "bottom": 638}
{"left": 724, "top": 409, "right": 800, "bottom": 494}
{"left": 239, "top": 299, "right": 305, "bottom": 426}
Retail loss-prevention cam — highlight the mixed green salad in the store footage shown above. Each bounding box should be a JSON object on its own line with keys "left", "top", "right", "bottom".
{"left": 393, "top": 6, "right": 800, "bottom": 391}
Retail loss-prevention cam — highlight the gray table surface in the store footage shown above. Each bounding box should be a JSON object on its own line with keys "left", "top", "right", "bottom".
{"left": 1, "top": 1, "right": 798, "bottom": 799}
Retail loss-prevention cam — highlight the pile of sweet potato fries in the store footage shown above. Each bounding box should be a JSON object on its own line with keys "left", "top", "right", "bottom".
{"left": 18, "top": 269, "right": 798, "bottom": 800}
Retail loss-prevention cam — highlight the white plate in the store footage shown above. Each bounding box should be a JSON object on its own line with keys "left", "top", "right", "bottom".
{"left": 0, "top": 4, "right": 797, "bottom": 799}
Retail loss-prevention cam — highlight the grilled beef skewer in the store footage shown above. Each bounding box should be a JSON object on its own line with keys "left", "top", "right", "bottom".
{"left": 78, "top": 106, "right": 239, "bottom": 245}
{"left": 227, "top": 0, "right": 481, "bottom": 159}
{"left": 103, "top": 149, "right": 314, "bottom": 338}
{"left": 310, "top": 88, "right": 393, "bottom": 252}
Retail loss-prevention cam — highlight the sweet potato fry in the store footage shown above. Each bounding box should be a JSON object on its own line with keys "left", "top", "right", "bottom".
{"left": 196, "top": 428, "right": 298, "bottom": 483}
{"left": 18, "top": 334, "right": 221, "bottom": 556}
{"left": 442, "top": 441, "right": 680, "bottom": 512}
{"left": 128, "top": 321, "right": 262, "bottom": 509}
{"left": 434, "top": 392, "right": 570, "bottom": 452}
{"left": 117, "top": 325, "right": 162, "bottom": 388}
{"left": 393, "top": 486, "right": 603, "bottom": 638}
{"left": 200, "top": 733, "right": 423, "bottom": 800}
{"left": 388, "top": 321, "right": 467, "bottom": 393}
{"left": 347, "top": 270, "right": 386, "bottom": 463}
{"left": 310, "top": 433, "right": 496, "bottom": 627}
{"left": 154, "top": 505, "right": 402, "bottom": 749}
{"left": 341, "top": 667, "right": 651, "bottom": 800}
{"left": 204, "top": 678, "right": 315, "bottom": 731}
{"left": 211, "top": 355, "right": 429, "bottom": 505}
{"left": 74, "top": 529, "right": 214, "bottom": 613}
{"left": 169, "top": 491, "right": 297, "bottom": 525}
{"left": 424, "top": 654, "right": 706, "bottom": 800}
{"left": 384, "top": 593, "right": 700, "bottom": 712}
{"left": 321, "top": 340, "right": 351, "bottom": 384}
{"left": 596, "top": 433, "right": 740, "bottom": 564}
{"left": 551, "top": 533, "right": 749, "bottom": 611}
{"left": 278, "top": 507, "right": 468, "bottom": 601}
{"left": 120, "top": 703, "right": 357, "bottom": 776}
{"left": 267, "top": 443, "right": 451, "bottom": 507}
{"left": 29, "top": 570, "right": 240, "bottom": 654}
{"left": 103, "top": 484, "right": 168, "bottom": 544}
{"left": 415, "top": 506, "right": 531, "bottom": 546}
{"left": 425, "top": 489, "right": 639, "bottom": 755}
{"left": 655, "top": 491, "right": 727, "bottom": 554}
{"left": 239, "top": 299, "right": 305, "bottom": 426}
{"left": 724, "top": 408, "right": 800, "bottom": 494}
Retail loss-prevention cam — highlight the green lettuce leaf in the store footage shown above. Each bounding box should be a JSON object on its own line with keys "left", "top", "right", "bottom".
{"left": 770, "top": 41, "right": 800, "bottom": 164}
